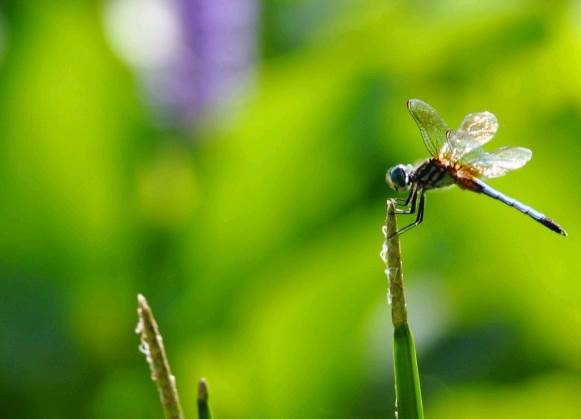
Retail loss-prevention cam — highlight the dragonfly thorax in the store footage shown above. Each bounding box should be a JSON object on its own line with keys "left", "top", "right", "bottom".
{"left": 410, "top": 158, "right": 457, "bottom": 190}
{"left": 386, "top": 164, "right": 414, "bottom": 192}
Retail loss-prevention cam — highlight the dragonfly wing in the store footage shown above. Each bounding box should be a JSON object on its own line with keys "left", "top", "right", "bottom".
{"left": 407, "top": 99, "right": 449, "bottom": 157}
{"left": 444, "top": 111, "right": 499, "bottom": 161}
{"left": 463, "top": 146, "right": 532, "bottom": 179}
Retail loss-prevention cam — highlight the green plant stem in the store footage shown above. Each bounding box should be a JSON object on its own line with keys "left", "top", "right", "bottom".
{"left": 385, "top": 201, "right": 407, "bottom": 328}
{"left": 382, "top": 200, "right": 424, "bottom": 419}
{"left": 136, "top": 294, "right": 185, "bottom": 419}
{"left": 197, "top": 378, "right": 213, "bottom": 419}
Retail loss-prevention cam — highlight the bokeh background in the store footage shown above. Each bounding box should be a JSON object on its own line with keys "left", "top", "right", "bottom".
{"left": 1, "top": 1, "right": 580, "bottom": 418}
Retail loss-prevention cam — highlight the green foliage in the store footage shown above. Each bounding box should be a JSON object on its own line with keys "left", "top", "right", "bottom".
{"left": 1, "top": 1, "right": 581, "bottom": 419}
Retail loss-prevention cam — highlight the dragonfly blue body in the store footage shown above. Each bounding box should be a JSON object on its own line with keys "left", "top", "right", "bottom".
{"left": 474, "top": 178, "right": 565, "bottom": 235}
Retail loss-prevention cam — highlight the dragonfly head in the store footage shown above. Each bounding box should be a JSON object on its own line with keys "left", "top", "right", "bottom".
{"left": 386, "top": 164, "right": 413, "bottom": 192}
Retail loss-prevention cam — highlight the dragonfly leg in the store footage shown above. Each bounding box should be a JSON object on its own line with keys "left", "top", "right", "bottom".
{"left": 394, "top": 187, "right": 415, "bottom": 206}
{"left": 394, "top": 187, "right": 419, "bottom": 215}
{"left": 388, "top": 192, "right": 425, "bottom": 239}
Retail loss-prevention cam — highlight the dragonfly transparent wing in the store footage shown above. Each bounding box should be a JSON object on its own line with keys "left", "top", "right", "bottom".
{"left": 443, "top": 111, "right": 499, "bottom": 161}
{"left": 462, "top": 146, "right": 532, "bottom": 179}
{"left": 407, "top": 99, "right": 449, "bottom": 157}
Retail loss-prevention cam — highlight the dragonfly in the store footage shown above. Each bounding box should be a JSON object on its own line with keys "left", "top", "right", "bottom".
{"left": 386, "top": 99, "right": 567, "bottom": 237}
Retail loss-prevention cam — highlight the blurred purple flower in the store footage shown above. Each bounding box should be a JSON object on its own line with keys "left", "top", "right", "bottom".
{"left": 105, "top": 0, "right": 259, "bottom": 129}
{"left": 172, "top": 0, "right": 259, "bottom": 124}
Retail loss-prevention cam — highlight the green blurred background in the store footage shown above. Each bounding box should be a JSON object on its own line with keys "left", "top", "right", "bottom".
{"left": 1, "top": 1, "right": 580, "bottom": 418}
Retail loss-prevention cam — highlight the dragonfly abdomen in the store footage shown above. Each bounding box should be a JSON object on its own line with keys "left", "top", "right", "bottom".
{"left": 474, "top": 178, "right": 567, "bottom": 236}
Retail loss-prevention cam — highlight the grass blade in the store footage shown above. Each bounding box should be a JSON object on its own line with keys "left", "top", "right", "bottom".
{"left": 393, "top": 324, "right": 423, "bottom": 419}
{"left": 197, "top": 378, "right": 213, "bottom": 419}
{"left": 136, "top": 294, "right": 185, "bottom": 419}
{"left": 381, "top": 200, "right": 424, "bottom": 419}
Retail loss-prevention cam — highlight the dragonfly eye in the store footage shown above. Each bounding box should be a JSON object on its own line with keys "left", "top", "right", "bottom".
{"left": 386, "top": 165, "right": 410, "bottom": 191}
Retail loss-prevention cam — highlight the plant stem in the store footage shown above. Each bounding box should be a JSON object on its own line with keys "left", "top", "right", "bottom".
{"left": 381, "top": 200, "right": 424, "bottom": 419}
{"left": 136, "top": 294, "right": 185, "bottom": 419}
{"left": 197, "top": 378, "right": 213, "bottom": 419}
{"left": 385, "top": 201, "right": 407, "bottom": 328}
